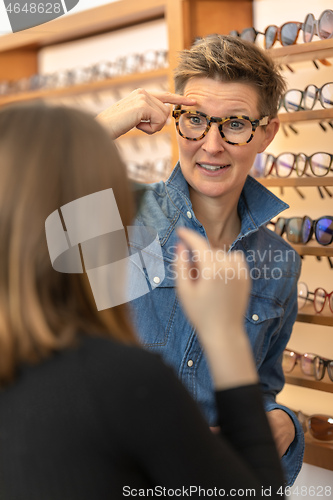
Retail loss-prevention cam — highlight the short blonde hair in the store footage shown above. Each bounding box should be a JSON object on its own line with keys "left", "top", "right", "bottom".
{"left": 174, "top": 34, "right": 286, "bottom": 118}
{"left": 0, "top": 102, "right": 137, "bottom": 386}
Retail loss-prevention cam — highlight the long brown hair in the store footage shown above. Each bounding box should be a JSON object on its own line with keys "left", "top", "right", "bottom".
{"left": 0, "top": 101, "right": 137, "bottom": 386}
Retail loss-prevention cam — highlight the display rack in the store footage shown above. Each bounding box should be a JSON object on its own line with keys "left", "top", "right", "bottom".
{"left": 269, "top": 40, "right": 333, "bottom": 471}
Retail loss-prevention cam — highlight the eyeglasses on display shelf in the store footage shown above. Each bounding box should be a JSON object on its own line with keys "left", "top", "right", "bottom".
{"left": 298, "top": 282, "right": 333, "bottom": 314}
{"left": 279, "top": 82, "right": 333, "bottom": 113}
{"left": 126, "top": 157, "right": 171, "bottom": 183}
{"left": 0, "top": 50, "right": 168, "bottom": 97}
{"left": 229, "top": 9, "right": 333, "bottom": 48}
{"left": 172, "top": 106, "right": 269, "bottom": 146}
{"left": 283, "top": 349, "right": 333, "bottom": 382}
{"left": 262, "top": 152, "right": 333, "bottom": 178}
{"left": 303, "top": 9, "right": 333, "bottom": 43}
{"left": 296, "top": 411, "right": 333, "bottom": 442}
{"left": 282, "top": 349, "right": 318, "bottom": 377}
{"left": 229, "top": 27, "right": 264, "bottom": 43}
{"left": 264, "top": 22, "right": 304, "bottom": 49}
{"left": 271, "top": 215, "right": 333, "bottom": 246}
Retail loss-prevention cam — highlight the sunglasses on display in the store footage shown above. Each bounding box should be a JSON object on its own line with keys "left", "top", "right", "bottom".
{"left": 172, "top": 106, "right": 269, "bottom": 146}
{"left": 279, "top": 82, "right": 333, "bottom": 113}
{"left": 283, "top": 349, "right": 333, "bottom": 382}
{"left": 298, "top": 282, "right": 333, "bottom": 314}
{"left": 264, "top": 22, "right": 303, "bottom": 49}
{"left": 229, "top": 27, "right": 264, "bottom": 43}
{"left": 303, "top": 9, "right": 333, "bottom": 43}
{"left": 296, "top": 411, "right": 333, "bottom": 442}
{"left": 263, "top": 9, "right": 333, "bottom": 49}
{"left": 272, "top": 216, "right": 333, "bottom": 246}
{"left": 263, "top": 152, "right": 333, "bottom": 178}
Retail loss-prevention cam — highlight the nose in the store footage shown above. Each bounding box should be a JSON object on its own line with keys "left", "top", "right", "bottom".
{"left": 201, "top": 123, "right": 226, "bottom": 155}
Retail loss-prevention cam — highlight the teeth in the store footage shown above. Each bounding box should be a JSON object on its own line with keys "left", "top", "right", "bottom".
{"left": 200, "top": 164, "right": 225, "bottom": 171}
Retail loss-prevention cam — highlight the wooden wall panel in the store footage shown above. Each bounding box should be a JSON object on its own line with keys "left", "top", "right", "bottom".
{"left": 182, "top": 0, "right": 253, "bottom": 48}
{"left": 0, "top": 50, "right": 38, "bottom": 80}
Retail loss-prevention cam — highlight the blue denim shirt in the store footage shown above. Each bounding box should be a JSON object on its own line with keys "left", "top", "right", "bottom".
{"left": 129, "top": 163, "right": 304, "bottom": 485}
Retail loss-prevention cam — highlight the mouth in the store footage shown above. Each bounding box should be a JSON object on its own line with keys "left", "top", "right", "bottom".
{"left": 197, "top": 162, "right": 230, "bottom": 172}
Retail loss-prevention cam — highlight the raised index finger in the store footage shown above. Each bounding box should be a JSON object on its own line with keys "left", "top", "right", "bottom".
{"left": 151, "top": 91, "right": 196, "bottom": 106}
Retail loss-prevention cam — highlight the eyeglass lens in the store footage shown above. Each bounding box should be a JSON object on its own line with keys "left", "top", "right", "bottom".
{"left": 296, "top": 153, "right": 333, "bottom": 177}
{"left": 303, "top": 10, "right": 333, "bottom": 43}
{"left": 282, "top": 83, "right": 333, "bottom": 112}
{"left": 300, "top": 412, "right": 333, "bottom": 441}
{"left": 275, "top": 216, "right": 333, "bottom": 245}
{"left": 282, "top": 350, "right": 316, "bottom": 377}
{"left": 314, "top": 357, "right": 333, "bottom": 382}
{"left": 178, "top": 112, "right": 254, "bottom": 144}
{"left": 314, "top": 288, "right": 333, "bottom": 313}
{"left": 298, "top": 282, "right": 310, "bottom": 309}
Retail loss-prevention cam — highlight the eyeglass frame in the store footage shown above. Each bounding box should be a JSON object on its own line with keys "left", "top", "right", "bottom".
{"left": 303, "top": 9, "right": 333, "bottom": 43}
{"left": 172, "top": 105, "right": 269, "bottom": 146}
{"left": 282, "top": 348, "right": 317, "bottom": 377}
{"left": 313, "top": 287, "right": 333, "bottom": 314}
{"left": 229, "top": 27, "right": 264, "bottom": 43}
{"left": 298, "top": 282, "right": 333, "bottom": 314}
{"left": 279, "top": 82, "right": 333, "bottom": 113}
{"left": 297, "top": 410, "right": 333, "bottom": 442}
{"left": 264, "top": 151, "right": 333, "bottom": 178}
{"left": 274, "top": 215, "right": 333, "bottom": 246}
{"left": 314, "top": 356, "right": 333, "bottom": 381}
{"left": 296, "top": 152, "right": 333, "bottom": 177}
{"left": 264, "top": 21, "right": 303, "bottom": 49}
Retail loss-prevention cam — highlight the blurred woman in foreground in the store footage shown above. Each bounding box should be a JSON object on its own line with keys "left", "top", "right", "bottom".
{"left": 0, "top": 102, "right": 284, "bottom": 499}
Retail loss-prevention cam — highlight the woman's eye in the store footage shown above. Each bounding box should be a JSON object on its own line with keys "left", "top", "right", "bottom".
{"left": 229, "top": 120, "right": 244, "bottom": 129}
{"left": 187, "top": 114, "right": 205, "bottom": 126}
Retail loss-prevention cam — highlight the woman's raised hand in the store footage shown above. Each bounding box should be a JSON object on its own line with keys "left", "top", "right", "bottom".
{"left": 96, "top": 89, "right": 196, "bottom": 139}
{"left": 175, "top": 227, "right": 258, "bottom": 390}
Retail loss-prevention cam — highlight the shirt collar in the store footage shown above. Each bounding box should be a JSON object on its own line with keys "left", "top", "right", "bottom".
{"left": 166, "top": 162, "right": 289, "bottom": 236}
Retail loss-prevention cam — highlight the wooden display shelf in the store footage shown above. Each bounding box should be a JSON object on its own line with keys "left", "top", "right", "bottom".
{"left": 288, "top": 241, "right": 333, "bottom": 257}
{"left": 269, "top": 39, "right": 333, "bottom": 65}
{"left": 257, "top": 177, "right": 333, "bottom": 188}
{"left": 278, "top": 108, "right": 333, "bottom": 124}
{"left": 284, "top": 364, "right": 333, "bottom": 394}
{"left": 285, "top": 375, "right": 333, "bottom": 394}
{"left": 0, "top": 0, "right": 167, "bottom": 53}
{"left": 297, "top": 304, "right": 333, "bottom": 327}
{"left": 303, "top": 434, "right": 333, "bottom": 472}
{"left": 0, "top": 68, "right": 169, "bottom": 106}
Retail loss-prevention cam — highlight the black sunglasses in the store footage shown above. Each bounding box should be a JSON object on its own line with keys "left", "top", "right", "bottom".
{"left": 272, "top": 215, "right": 333, "bottom": 246}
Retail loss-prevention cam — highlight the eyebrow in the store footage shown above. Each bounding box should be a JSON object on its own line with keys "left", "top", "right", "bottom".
{"left": 182, "top": 109, "right": 255, "bottom": 119}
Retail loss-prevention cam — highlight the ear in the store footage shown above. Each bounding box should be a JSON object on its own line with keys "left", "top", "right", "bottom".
{"left": 257, "top": 117, "right": 280, "bottom": 154}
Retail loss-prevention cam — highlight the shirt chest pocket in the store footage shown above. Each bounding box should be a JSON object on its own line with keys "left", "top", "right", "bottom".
{"left": 129, "top": 258, "right": 189, "bottom": 348}
{"left": 244, "top": 295, "right": 284, "bottom": 365}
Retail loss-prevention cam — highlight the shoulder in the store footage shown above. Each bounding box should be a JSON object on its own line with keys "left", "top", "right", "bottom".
{"left": 243, "top": 225, "right": 301, "bottom": 277}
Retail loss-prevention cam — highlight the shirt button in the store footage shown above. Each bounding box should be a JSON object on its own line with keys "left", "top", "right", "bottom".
{"left": 153, "top": 276, "right": 161, "bottom": 284}
{"left": 187, "top": 360, "right": 194, "bottom": 367}
{"left": 252, "top": 314, "right": 259, "bottom": 322}
{"left": 186, "top": 211, "right": 192, "bottom": 219}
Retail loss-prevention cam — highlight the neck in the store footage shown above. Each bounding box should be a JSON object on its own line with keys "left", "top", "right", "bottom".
{"left": 189, "top": 188, "right": 242, "bottom": 249}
